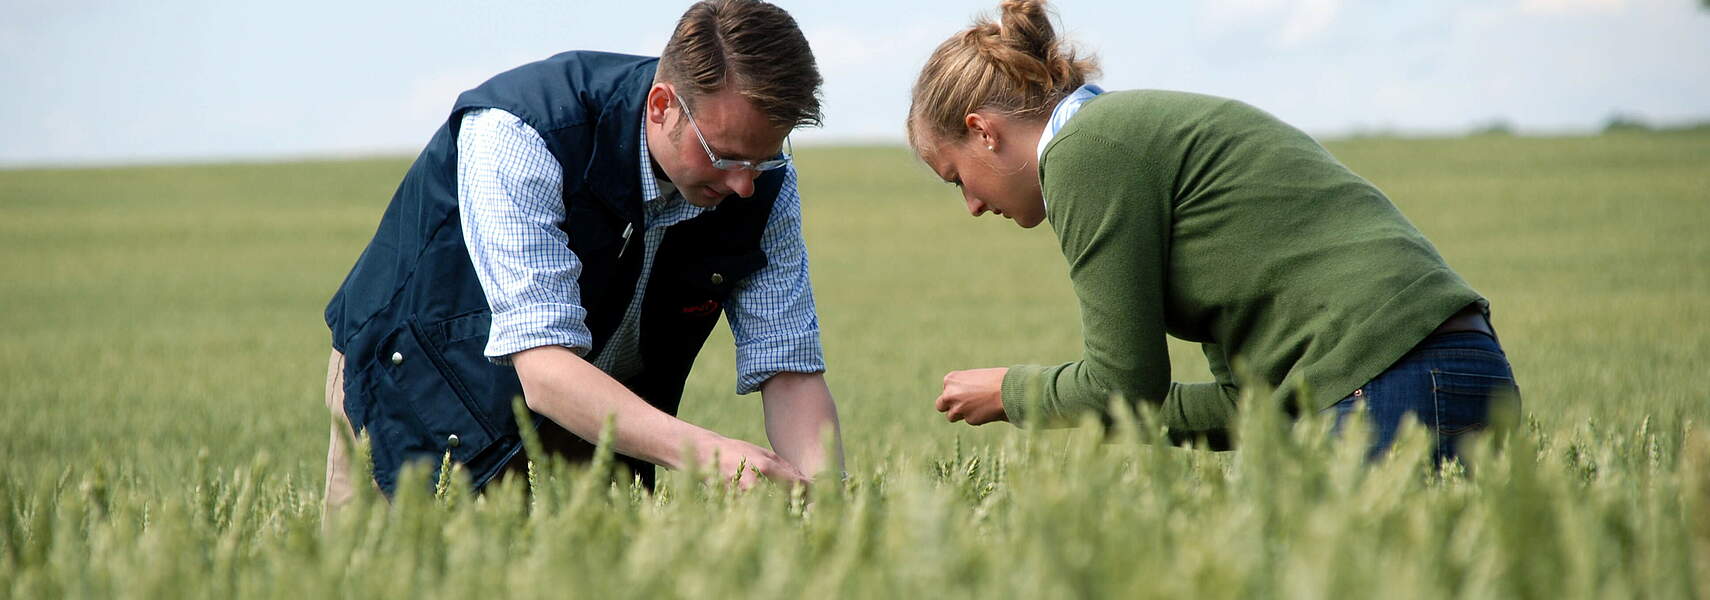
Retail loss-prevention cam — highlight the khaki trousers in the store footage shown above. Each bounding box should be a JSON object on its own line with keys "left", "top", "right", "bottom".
{"left": 320, "top": 349, "right": 611, "bottom": 520}
{"left": 322, "top": 349, "right": 372, "bottom": 521}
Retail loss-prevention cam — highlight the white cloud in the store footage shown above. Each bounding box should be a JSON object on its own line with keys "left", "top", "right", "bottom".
{"left": 1200, "top": 0, "right": 1343, "bottom": 48}
{"left": 400, "top": 69, "right": 493, "bottom": 126}
{"left": 806, "top": 24, "right": 946, "bottom": 70}
{"left": 1519, "top": 0, "right": 1627, "bottom": 15}
{"left": 1278, "top": 0, "right": 1341, "bottom": 46}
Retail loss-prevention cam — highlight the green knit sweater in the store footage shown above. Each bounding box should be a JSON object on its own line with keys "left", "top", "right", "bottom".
{"left": 1000, "top": 90, "right": 1484, "bottom": 440}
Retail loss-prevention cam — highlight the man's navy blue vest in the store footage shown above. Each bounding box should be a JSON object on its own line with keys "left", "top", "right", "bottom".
{"left": 324, "top": 51, "right": 784, "bottom": 495}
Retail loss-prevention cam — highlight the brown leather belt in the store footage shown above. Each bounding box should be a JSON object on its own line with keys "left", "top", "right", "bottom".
{"left": 1432, "top": 304, "right": 1495, "bottom": 337}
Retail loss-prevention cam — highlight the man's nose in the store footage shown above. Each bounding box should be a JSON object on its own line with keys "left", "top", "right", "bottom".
{"left": 726, "top": 169, "right": 759, "bottom": 198}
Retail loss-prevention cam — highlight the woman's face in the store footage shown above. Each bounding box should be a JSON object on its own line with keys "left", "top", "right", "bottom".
{"left": 917, "top": 116, "right": 1046, "bottom": 229}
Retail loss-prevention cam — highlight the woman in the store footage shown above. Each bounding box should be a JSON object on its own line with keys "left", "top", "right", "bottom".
{"left": 914, "top": 0, "right": 1519, "bottom": 462}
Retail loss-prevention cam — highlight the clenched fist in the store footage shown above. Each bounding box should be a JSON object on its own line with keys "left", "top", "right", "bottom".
{"left": 935, "top": 367, "right": 1010, "bottom": 425}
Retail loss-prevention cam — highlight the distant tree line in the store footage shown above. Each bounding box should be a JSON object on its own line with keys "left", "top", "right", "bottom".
{"left": 1457, "top": 113, "right": 1710, "bottom": 138}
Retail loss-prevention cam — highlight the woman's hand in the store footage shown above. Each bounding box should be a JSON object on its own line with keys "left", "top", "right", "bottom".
{"left": 935, "top": 368, "right": 1010, "bottom": 425}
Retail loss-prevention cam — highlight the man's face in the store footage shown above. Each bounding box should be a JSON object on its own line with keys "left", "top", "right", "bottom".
{"left": 645, "top": 83, "right": 792, "bottom": 208}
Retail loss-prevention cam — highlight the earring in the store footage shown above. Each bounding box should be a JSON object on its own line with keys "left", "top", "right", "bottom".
{"left": 987, "top": 145, "right": 995, "bottom": 151}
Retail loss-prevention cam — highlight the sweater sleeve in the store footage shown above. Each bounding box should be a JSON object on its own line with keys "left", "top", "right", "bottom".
{"left": 1159, "top": 343, "right": 1238, "bottom": 446}
{"left": 1001, "top": 131, "right": 1240, "bottom": 440}
{"left": 1001, "top": 130, "right": 1173, "bottom": 427}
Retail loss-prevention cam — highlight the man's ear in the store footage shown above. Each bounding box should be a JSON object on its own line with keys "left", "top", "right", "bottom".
{"left": 646, "top": 83, "right": 672, "bottom": 125}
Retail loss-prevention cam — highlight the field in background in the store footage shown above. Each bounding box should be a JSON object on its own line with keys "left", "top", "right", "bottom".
{"left": 1, "top": 131, "right": 1707, "bottom": 597}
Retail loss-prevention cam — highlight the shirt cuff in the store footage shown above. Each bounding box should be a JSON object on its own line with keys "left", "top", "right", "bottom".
{"left": 734, "top": 329, "right": 826, "bottom": 394}
{"left": 484, "top": 302, "right": 593, "bottom": 365}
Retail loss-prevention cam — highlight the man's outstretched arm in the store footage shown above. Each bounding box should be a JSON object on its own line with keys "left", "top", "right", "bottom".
{"left": 513, "top": 345, "right": 806, "bottom": 488}
{"left": 723, "top": 165, "right": 841, "bottom": 479}
{"left": 760, "top": 371, "right": 844, "bottom": 479}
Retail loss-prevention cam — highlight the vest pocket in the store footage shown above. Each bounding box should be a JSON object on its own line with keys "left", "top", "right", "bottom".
{"left": 367, "top": 320, "right": 499, "bottom": 472}
{"left": 673, "top": 251, "right": 767, "bottom": 301}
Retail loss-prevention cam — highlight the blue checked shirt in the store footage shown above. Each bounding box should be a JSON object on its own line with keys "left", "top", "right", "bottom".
{"left": 456, "top": 108, "right": 825, "bottom": 394}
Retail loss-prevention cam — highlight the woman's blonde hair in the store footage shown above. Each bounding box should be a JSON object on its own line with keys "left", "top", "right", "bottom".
{"left": 907, "top": 0, "right": 1100, "bottom": 153}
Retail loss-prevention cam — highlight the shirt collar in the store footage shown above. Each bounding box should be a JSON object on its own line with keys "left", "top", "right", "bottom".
{"left": 637, "top": 121, "right": 677, "bottom": 204}
{"left": 1036, "top": 84, "right": 1105, "bottom": 161}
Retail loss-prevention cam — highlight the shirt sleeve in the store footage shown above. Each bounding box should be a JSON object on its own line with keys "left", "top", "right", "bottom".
{"left": 723, "top": 165, "right": 827, "bottom": 394}
{"left": 456, "top": 107, "right": 594, "bottom": 363}
{"left": 999, "top": 129, "right": 1233, "bottom": 436}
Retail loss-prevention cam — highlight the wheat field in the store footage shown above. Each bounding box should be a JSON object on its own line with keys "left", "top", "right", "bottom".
{"left": 2, "top": 130, "right": 1707, "bottom": 597}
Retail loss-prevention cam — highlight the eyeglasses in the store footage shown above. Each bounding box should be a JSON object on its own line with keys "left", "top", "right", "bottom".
{"left": 671, "top": 89, "right": 793, "bottom": 172}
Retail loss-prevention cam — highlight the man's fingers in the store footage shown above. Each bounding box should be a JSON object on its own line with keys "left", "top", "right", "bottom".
{"left": 937, "top": 372, "right": 957, "bottom": 411}
{"left": 732, "top": 456, "right": 809, "bottom": 490}
{"left": 729, "top": 457, "right": 750, "bottom": 487}
{"left": 729, "top": 461, "right": 765, "bottom": 491}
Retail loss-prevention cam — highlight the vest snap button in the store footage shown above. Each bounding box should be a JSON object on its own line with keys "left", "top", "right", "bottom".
{"left": 391, "top": 351, "right": 404, "bottom": 365}
{"left": 447, "top": 434, "right": 461, "bottom": 448}
{"left": 710, "top": 272, "right": 724, "bottom": 285}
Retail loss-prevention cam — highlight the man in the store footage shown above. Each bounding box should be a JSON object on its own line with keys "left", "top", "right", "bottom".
{"left": 321, "top": 0, "right": 843, "bottom": 516}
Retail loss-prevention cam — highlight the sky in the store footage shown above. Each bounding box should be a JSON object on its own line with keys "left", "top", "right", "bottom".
{"left": 2, "top": 0, "right": 1707, "bottom": 167}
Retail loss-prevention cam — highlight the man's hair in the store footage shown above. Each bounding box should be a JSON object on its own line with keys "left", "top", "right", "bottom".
{"left": 658, "top": 0, "right": 823, "bottom": 129}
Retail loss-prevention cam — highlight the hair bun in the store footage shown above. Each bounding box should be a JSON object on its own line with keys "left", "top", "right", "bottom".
{"left": 907, "top": 0, "right": 1100, "bottom": 151}
{"left": 997, "top": 0, "right": 1055, "bottom": 62}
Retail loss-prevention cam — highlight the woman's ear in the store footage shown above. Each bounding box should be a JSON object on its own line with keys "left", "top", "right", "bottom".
{"left": 965, "top": 113, "right": 997, "bottom": 152}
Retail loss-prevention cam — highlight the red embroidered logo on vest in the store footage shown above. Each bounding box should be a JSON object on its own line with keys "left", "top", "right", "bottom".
{"left": 682, "top": 300, "right": 720, "bottom": 318}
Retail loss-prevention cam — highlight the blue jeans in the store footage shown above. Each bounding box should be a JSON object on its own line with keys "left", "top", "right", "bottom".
{"left": 1324, "top": 331, "right": 1521, "bottom": 463}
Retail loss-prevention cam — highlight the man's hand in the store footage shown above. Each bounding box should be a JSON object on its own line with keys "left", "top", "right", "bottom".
{"left": 516, "top": 345, "right": 803, "bottom": 490}
{"left": 704, "top": 436, "right": 808, "bottom": 490}
{"left": 935, "top": 367, "right": 1010, "bottom": 425}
